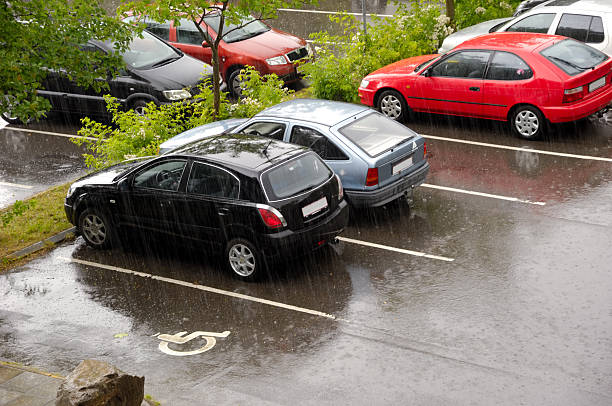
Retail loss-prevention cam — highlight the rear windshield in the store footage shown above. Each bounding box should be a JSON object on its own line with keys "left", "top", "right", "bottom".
{"left": 261, "top": 153, "right": 332, "bottom": 201}
{"left": 338, "top": 112, "right": 415, "bottom": 157}
{"left": 541, "top": 39, "right": 608, "bottom": 76}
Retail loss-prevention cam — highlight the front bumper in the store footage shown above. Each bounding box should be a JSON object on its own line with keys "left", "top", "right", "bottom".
{"left": 346, "top": 162, "right": 430, "bottom": 208}
{"left": 259, "top": 199, "right": 349, "bottom": 259}
{"left": 358, "top": 87, "right": 376, "bottom": 107}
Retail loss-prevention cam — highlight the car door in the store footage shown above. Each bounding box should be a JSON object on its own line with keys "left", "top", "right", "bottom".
{"left": 481, "top": 51, "right": 534, "bottom": 119}
{"left": 173, "top": 18, "right": 214, "bottom": 65}
{"left": 120, "top": 159, "right": 188, "bottom": 236}
{"left": 413, "top": 50, "right": 491, "bottom": 117}
{"left": 177, "top": 160, "right": 241, "bottom": 244}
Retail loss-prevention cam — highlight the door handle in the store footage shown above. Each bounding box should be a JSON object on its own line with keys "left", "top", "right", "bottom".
{"left": 469, "top": 87, "right": 480, "bottom": 91}
{"left": 218, "top": 208, "right": 230, "bottom": 216}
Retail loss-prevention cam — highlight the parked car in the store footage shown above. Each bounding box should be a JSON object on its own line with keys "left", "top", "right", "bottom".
{"left": 439, "top": 0, "right": 612, "bottom": 55}
{"left": 1, "top": 31, "right": 217, "bottom": 124}
{"left": 125, "top": 12, "right": 312, "bottom": 96}
{"left": 514, "top": 0, "right": 550, "bottom": 16}
{"left": 159, "top": 99, "right": 430, "bottom": 208}
{"left": 438, "top": 17, "right": 513, "bottom": 54}
{"left": 359, "top": 32, "right": 612, "bottom": 140}
{"left": 65, "top": 134, "right": 349, "bottom": 281}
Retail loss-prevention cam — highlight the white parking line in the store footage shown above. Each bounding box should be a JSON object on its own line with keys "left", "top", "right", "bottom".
{"left": 4, "top": 126, "right": 99, "bottom": 141}
{"left": 58, "top": 256, "right": 337, "bottom": 320}
{"left": 278, "top": 8, "right": 393, "bottom": 18}
{"left": 0, "top": 181, "right": 33, "bottom": 189}
{"left": 422, "top": 183, "right": 546, "bottom": 206}
{"left": 422, "top": 134, "right": 612, "bottom": 163}
{"left": 337, "top": 237, "right": 454, "bottom": 262}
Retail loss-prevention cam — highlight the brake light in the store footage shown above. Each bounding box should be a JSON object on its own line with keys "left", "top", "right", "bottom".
{"left": 336, "top": 175, "right": 344, "bottom": 200}
{"left": 365, "top": 168, "right": 378, "bottom": 186}
{"left": 563, "top": 86, "right": 584, "bottom": 103}
{"left": 423, "top": 142, "right": 427, "bottom": 158}
{"left": 257, "top": 206, "right": 286, "bottom": 229}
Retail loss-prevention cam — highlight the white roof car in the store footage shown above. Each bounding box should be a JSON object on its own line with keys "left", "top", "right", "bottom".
{"left": 439, "top": 0, "right": 612, "bottom": 55}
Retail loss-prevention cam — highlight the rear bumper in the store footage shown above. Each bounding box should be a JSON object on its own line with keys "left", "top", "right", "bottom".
{"left": 346, "top": 162, "right": 430, "bottom": 208}
{"left": 542, "top": 85, "right": 612, "bottom": 123}
{"left": 259, "top": 199, "right": 349, "bottom": 259}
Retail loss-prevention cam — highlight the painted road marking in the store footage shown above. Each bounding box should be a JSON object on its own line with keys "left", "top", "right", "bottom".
{"left": 4, "top": 126, "right": 99, "bottom": 141}
{"left": 337, "top": 237, "right": 454, "bottom": 262}
{"left": 0, "top": 181, "right": 33, "bottom": 189}
{"left": 59, "top": 256, "right": 337, "bottom": 320}
{"left": 158, "top": 331, "right": 230, "bottom": 357}
{"left": 422, "top": 134, "right": 612, "bottom": 163}
{"left": 421, "top": 183, "right": 546, "bottom": 206}
{"left": 279, "top": 8, "right": 393, "bottom": 17}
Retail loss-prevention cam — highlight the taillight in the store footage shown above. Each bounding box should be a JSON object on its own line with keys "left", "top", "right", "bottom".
{"left": 336, "top": 175, "right": 344, "bottom": 200}
{"left": 563, "top": 86, "right": 584, "bottom": 103}
{"left": 423, "top": 142, "right": 427, "bottom": 158}
{"left": 365, "top": 168, "right": 378, "bottom": 186}
{"left": 257, "top": 205, "right": 286, "bottom": 229}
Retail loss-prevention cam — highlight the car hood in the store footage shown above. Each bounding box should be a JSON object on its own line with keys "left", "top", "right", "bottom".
{"left": 227, "top": 28, "right": 306, "bottom": 57}
{"left": 438, "top": 17, "right": 513, "bottom": 53}
{"left": 159, "top": 118, "right": 249, "bottom": 154}
{"left": 367, "top": 54, "right": 439, "bottom": 77}
{"left": 71, "top": 158, "right": 150, "bottom": 188}
{"left": 132, "top": 54, "right": 213, "bottom": 90}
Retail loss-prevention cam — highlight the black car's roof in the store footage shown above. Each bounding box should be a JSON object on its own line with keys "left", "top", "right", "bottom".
{"left": 168, "top": 133, "right": 308, "bottom": 176}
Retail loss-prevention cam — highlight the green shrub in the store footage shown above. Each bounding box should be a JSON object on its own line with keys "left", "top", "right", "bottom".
{"left": 73, "top": 67, "right": 292, "bottom": 169}
{"left": 455, "top": 0, "right": 519, "bottom": 30}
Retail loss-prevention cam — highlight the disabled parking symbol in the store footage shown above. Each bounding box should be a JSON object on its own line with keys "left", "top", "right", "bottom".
{"left": 157, "top": 330, "right": 230, "bottom": 356}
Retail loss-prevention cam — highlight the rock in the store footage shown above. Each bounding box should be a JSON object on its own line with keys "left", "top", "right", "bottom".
{"left": 56, "top": 359, "right": 144, "bottom": 406}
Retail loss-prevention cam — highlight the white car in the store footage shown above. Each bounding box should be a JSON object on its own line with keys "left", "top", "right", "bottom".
{"left": 439, "top": 0, "right": 612, "bottom": 55}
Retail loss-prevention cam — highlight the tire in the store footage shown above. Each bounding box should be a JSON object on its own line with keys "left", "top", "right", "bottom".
{"left": 510, "top": 105, "right": 545, "bottom": 140}
{"left": 228, "top": 68, "right": 245, "bottom": 98}
{"left": 377, "top": 89, "right": 409, "bottom": 122}
{"left": 78, "top": 208, "right": 114, "bottom": 249}
{"left": 1, "top": 112, "right": 25, "bottom": 125}
{"left": 130, "top": 99, "right": 149, "bottom": 116}
{"left": 225, "top": 238, "right": 263, "bottom": 281}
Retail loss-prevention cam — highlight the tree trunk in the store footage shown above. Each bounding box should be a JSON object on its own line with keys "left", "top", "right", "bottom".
{"left": 211, "top": 45, "right": 220, "bottom": 118}
{"left": 446, "top": 0, "right": 455, "bottom": 23}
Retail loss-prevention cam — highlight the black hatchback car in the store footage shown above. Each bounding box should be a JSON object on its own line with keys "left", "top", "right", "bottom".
{"left": 65, "top": 134, "right": 349, "bottom": 281}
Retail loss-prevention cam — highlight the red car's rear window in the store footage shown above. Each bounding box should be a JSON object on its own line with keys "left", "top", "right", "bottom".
{"left": 541, "top": 39, "right": 608, "bottom": 76}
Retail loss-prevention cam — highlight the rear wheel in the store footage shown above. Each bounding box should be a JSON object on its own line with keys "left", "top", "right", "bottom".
{"left": 510, "top": 105, "right": 545, "bottom": 140}
{"left": 78, "top": 208, "right": 114, "bottom": 249}
{"left": 225, "top": 238, "right": 263, "bottom": 281}
{"left": 228, "top": 68, "right": 245, "bottom": 98}
{"left": 377, "top": 90, "right": 409, "bottom": 122}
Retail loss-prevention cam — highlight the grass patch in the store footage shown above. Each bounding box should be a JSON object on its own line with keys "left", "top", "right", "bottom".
{"left": 1, "top": 183, "right": 73, "bottom": 271}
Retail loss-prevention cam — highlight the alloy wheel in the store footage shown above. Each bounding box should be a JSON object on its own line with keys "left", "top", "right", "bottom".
{"left": 380, "top": 94, "right": 402, "bottom": 119}
{"left": 228, "top": 243, "right": 256, "bottom": 277}
{"left": 81, "top": 213, "right": 107, "bottom": 246}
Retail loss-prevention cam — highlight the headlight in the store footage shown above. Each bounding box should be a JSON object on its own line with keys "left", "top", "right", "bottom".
{"left": 266, "top": 56, "right": 288, "bottom": 66}
{"left": 306, "top": 42, "right": 315, "bottom": 57}
{"left": 66, "top": 184, "right": 76, "bottom": 199}
{"left": 162, "top": 89, "right": 192, "bottom": 101}
{"left": 359, "top": 79, "right": 370, "bottom": 89}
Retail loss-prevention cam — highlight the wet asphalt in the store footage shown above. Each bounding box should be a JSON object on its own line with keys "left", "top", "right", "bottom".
{"left": 2, "top": 3, "right": 612, "bottom": 404}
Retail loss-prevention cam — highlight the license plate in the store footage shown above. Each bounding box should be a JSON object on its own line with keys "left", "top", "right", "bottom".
{"left": 589, "top": 76, "right": 606, "bottom": 92}
{"left": 302, "top": 197, "right": 328, "bottom": 217}
{"left": 393, "top": 157, "right": 413, "bottom": 175}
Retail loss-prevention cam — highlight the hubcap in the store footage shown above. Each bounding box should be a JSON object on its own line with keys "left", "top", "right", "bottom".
{"left": 82, "top": 214, "right": 106, "bottom": 245}
{"left": 228, "top": 243, "right": 256, "bottom": 277}
{"left": 231, "top": 75, "right": 243, "bottom": 97}
{"left": 133, "top": 105, "right": 146, "bottom": 116}
{"left": 380, "top": 95, "right": 402, "bottom": 119}
{"left": 515, "top": 110, "right": 539, "bottom": 137}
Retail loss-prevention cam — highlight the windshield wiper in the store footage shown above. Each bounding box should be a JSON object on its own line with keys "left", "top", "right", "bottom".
{"left": 151, "top": 56, "right": 181, "bottom": 68}
{"left": 547, "top": 56, "right": 589, "bottom": 72}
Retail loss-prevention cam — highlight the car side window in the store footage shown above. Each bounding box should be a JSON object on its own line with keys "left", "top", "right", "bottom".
{"left": 430, "top": 51, "right": 491, "bottom": 79}
{"left": 290, "top": 126, "right": 348, "bottom": 161}
{"left": 486, "top": 52, "right": 533, "bottom": 81}
{"left": 555, "top": 14, "right": 604, "bottom": 44}
{"left": 241, "top": 122, "right": 286, "bottom": 140}
{"left": 187, "top": 162, "right": 239, "bottom": 199}
{"left": 505, "top": 13, "right": 555, "bottom": 33}
{"left": 146, "top": 21, "right": 171, "bottom": 41}
{"left": 133, "top": 160, "right": 187, "bottom": 192}
{"left": 176, "top": 18, "right": 204, "bottom": 45}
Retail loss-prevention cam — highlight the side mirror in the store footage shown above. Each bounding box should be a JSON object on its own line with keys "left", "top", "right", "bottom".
{"left": 117, "top": 178, "right": 131, "bottom": 191}
{"left": 201, "top": 41, "right": 211, "bottom": 48}
{"left": 422, "top": 69, "right": 431, "bottom": 77}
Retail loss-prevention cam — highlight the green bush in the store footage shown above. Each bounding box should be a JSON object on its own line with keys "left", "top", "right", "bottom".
{"left": 73, "top": 66, "right": 292, "bottom": 169}
{"left": 455, "top": 0, "right": 519, "bottom": 30}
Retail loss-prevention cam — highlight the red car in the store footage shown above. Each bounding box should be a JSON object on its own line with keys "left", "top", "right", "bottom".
{"left": 132, "top": 13, "right": 312, "bottom": 96}
{"left": 359, "top": 33, "right": 612, "bottom": 140}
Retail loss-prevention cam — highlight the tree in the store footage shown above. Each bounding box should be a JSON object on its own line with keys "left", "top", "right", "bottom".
{"left": 0, "top": 0, "right": 135, "bottom": 122}
{"left": 119, "top": 0, "right": 318, "bottom": 117}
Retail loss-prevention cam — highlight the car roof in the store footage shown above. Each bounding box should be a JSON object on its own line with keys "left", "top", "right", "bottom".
{"left": 541, "top": 0, "right": 612, "bottom": 12}
{"left": 168, "top": 133, "right": 308, "bottom": 175}
{"left": 456, "top": 32, "right": 559, "bottom": 52}
{"left": 255, "top": 99, "right": 369, "bottom": 127}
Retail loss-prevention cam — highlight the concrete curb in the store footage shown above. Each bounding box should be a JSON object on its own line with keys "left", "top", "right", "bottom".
{"left": 6, "top": 227, "right": 76, "bottom": 259}
{"left": 0, "top": 360, "right": 64, "bottom": 380}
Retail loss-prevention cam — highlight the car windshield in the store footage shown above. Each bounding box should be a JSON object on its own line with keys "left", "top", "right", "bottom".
{"left": 121, "top": 31, "right": 181, "bottom": 70}
{"left": 414, "top": 56, "right": 440, "bottom": 72}
{"left": 541, "top": 38, "right": 608, "bottom": 76}
{"left": 261, "top": 153, "right": 332, "bottom": 201}
{"left": 202, "top": 13, "right": 270, "bottom": 43}
{"left": 339, "top": 113, "right": 415, "bottom": 157}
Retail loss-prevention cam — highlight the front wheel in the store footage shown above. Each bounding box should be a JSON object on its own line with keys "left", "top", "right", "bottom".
{"left": 225, "top": 238, "right": 264, "bottom": 281}
{"left": 510, "top": 106, "right": 545, "bottom": 140}
{"left": 377, "top": 90, "right": 409, "bottom": 122}
{"left": 228, "top": 69, "right": 245, "bottom": 98}
{"left": 78, "top": 208, "right": 114, "bottom": 249}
